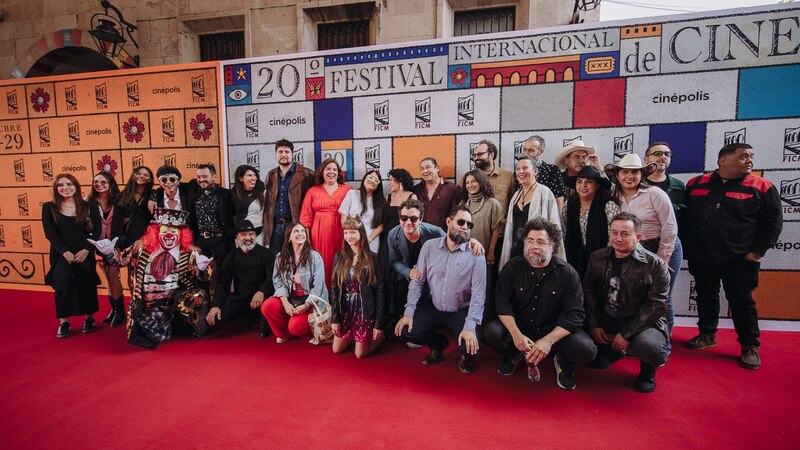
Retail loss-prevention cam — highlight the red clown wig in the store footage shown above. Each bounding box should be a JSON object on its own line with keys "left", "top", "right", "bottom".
{"left": 140, "top": 224, "right": 195, "bottom": 253}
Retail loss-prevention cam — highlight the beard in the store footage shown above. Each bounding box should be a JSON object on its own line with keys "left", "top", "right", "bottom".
{"left": 448, "top": 230, "right": 470, "bottom": 245}
{"left": 525, "top": 250, "right": 550, "bottom": 267}
{"left": 239, "top": 242, "right": 257, "bottom": 252}
{"left": 473, "top": 159, "right": 489, "bottom": 169}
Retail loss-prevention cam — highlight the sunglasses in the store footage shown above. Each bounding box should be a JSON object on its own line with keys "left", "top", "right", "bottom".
{"left": 647, "top": 150, "right": 672, "bottom": 157}
{"left": 159, "top": 176, "right": 178, "bottom": 183}
{"left": 455, "top": 218, "right": 474, "bottom": 229}
{"left": 400, "top": 215, "right": 420, "bottom": 224}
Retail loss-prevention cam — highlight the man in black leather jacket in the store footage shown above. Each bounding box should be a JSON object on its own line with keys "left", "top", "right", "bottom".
{"left": 583, "top": 212, "right": 669, "bottom": 393}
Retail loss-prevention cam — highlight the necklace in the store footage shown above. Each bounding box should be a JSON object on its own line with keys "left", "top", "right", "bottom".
{"left": 466, "top": 197, "right": 486, "bottom": 215}
{"left": 518, "top": 183, "right": 537, "bottom": 207}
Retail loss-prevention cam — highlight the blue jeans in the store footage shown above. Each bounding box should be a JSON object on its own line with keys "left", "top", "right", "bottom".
{"left": 667, "top": 237, "right": 683, "bottom": 340}
{"left": 270, "top": 221, "right": 287, "bottom": 252}
{"left": 666, "top": 237, "right": 683, "bottom": 337}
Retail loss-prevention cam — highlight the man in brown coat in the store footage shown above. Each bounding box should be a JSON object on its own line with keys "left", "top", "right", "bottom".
{"left": 263, "top": 139, "right": 316, "bottom": 251}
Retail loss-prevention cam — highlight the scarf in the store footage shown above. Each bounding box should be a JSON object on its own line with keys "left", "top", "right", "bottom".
{"left": 150, "top": 251, "right": 176, "bottom": 281}
{"left": 565, "top": 195, "right": 609, "bottom": 278}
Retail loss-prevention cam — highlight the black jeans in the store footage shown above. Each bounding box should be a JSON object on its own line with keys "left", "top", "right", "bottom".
{"left": 399, "top": 299, "right": 480, "bottom": 357}
{"left": 688, "top": 259, "right": 761, "bottom": 347}
{"left": 483, "top": 319, "right": 597, "bottom": 369}
{"left": 270, "top": 221, "right": 287, "bottom": 253}
{"left": 217, "top": 295, "right": 262, "bottom": 325}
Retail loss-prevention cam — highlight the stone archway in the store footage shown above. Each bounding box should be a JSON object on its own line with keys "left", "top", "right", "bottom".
{"left": 11, "top": 29, "right": 138, "bottom": 79}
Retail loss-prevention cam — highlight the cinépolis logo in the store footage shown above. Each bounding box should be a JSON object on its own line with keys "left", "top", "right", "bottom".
{"left": 652, "top": 90, "right": 710, "bottom": 105}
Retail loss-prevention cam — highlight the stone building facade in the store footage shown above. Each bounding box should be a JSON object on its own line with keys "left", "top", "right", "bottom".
{"left": 0, "top": 0, "right": 600, "bottom": 79}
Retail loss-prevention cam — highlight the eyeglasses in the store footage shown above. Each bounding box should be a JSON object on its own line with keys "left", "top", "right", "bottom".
{"left": 455, "top": 218, "right": 474, "bottom": 229}
{"left": 647, "top": 150, "right": 672, "bottom": 157}
{"left": 524, "top": 238, "right": 551, "bottom": 247}
{"left": 400, "top": 215, "right": 420, "bottom": 224}
{"left": 472, "top": 151, "right": 488, "bottom": 158}
{"left": 159, "top": 176, "right": 178, "bottom": 183}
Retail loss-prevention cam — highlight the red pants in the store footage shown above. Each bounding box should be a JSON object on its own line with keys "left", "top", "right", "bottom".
{"left": 261, "top": 297, "right": 311, "bottom": 340}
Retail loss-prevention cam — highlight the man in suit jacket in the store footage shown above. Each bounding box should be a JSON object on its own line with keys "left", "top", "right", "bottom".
{"left": 263, "top": 139, "right": 316, "bottom": 251}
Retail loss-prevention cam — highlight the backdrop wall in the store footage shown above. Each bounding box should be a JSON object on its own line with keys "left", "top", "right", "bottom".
{"left": 0, "top": 5, "right": 797, "bottom": 327}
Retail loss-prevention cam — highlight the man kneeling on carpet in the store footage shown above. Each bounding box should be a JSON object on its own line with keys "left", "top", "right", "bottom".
{"left": 206, "top": 219, "right": 275, "bottom": 338}
{"left": 484, "top": 218, "right": 596, "bottom": 390}
{"left": 583, "top": 212, "right": 669, "bottom": 393}
{"left": 89, "top": 208, "right": 213, "bottom": 349}
{"left": 395, "top": 205, "right": 486, "bottom": 374}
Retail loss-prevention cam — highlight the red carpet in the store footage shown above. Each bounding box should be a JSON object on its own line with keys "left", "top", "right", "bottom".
{"left": 1, "top": 289, "right": 798, "bottom": 449}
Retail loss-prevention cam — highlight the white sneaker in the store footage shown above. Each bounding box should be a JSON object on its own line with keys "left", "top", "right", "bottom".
{"left": 276, "top": 337, "right": 290, "bottom": 344}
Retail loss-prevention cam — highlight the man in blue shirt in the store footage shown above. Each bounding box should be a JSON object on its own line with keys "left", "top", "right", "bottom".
{"left": 263, "top": 139, "right": 315, "bottom": 251}
{"left": 395, "top": 205, "right": 487, "bottom": 374}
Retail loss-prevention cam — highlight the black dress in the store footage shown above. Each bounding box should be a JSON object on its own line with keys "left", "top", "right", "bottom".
{"left": 380, "top": 194, "right": 405, "bottom": 326}
{"left": 121, "top": 194, "right": 152, "bottom": 248}
{"left": 42, "top": 202, "right": 101, "bottom": 318}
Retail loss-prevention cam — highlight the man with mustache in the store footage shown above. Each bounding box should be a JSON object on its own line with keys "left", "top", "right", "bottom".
{"left": 395, "top": 205, "right": 486, "bottom": 374}
{"left": 682, "top": 143, "right": 782, "bottom": 370}
{"left": 484, "top": 218, "right": 596, "bottom": 390}
{"left": 471, "top": 140, "right": 515, "bottom": 213}
{"left": 206, "top": 219, "right": 275, "bottom": 338}
{"left": 413, "top": 157, "right": 461, "bottom": 230}
{"left": 263, "top": 139, "right": 315, "bottom": 252}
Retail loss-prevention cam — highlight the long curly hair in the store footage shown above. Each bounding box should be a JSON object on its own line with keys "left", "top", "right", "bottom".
{"left": 332, "top": 218, "right": 377, "bottom": 288}
{"left": 140, "top": 224, "right": 194, "bottom": 253}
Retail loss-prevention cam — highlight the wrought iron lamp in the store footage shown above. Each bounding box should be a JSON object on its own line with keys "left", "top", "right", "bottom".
{"left": 89, "top": 0, "right": 139, "bottom": 67}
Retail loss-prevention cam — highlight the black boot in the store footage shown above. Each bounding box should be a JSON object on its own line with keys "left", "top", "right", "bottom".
{"left": 129, "top": 330, "right": 157, "bottom": 350}
{"left": 635, "top": 362, "right": 657, "bottom": 393}
{"left": 102, "top": 295, "right": 115, "bottom": 324}
{"left": 109, "top": 296, "right": 126, "bottom": 327}
{"left": 257, "top": 316, "right": 271, "bottom": 339}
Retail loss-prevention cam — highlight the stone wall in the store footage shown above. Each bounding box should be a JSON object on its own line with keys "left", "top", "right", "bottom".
{"left": 0, "top": 0, "right": 598, "bottom": 79}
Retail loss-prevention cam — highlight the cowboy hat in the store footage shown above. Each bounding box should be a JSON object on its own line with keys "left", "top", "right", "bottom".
{"left": 234, "top": 219, "right": 263, "bottom": 235}
{"left": 554, "top": 140, "right": 597, "bottom": 170}
{"left": 564, "top": 165, "right": 612, "bottom": 191}
{"left": 603, "top": 153, "right": 657, "bottom": 178}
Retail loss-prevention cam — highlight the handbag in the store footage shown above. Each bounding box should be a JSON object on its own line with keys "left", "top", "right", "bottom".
{"left": 288, "top": 294, "right": 308, "bottom": 307}
{"left": 306, "top": 294, "right": 334, "bottom": 345}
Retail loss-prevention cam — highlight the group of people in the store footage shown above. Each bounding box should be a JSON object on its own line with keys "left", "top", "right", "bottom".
{"left": 42, "top": 137, "right": 783, "bottom": 393}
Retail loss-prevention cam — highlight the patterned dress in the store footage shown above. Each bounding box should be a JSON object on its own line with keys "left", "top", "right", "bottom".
{"left": 339, "top": 268, "right": 374, "bottom": 343}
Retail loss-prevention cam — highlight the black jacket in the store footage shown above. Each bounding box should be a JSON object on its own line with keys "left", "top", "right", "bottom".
{"left": 681, "top": 171, "right": 782, "bottom": 263}
{"left": 330, "top": 251, "right": 386, "bottom": 330}
{"left": 583, "top": 244, "right": 669, "bottom": 340}
{"left": 212, "top": 244, "right": 275, "bottom": 307}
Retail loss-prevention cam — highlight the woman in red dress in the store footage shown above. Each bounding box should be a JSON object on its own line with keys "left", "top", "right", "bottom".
{"left": 300, "top": 158, "right": 351, "bottom": 287}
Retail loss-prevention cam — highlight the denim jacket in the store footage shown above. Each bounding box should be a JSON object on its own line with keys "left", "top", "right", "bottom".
{"left": 272, "top": 249, "right": 328, "bottom": 301}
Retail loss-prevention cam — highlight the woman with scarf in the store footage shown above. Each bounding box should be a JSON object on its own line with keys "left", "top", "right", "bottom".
{"left": 560, "top": 165, "right": 620, "bottom": 278}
